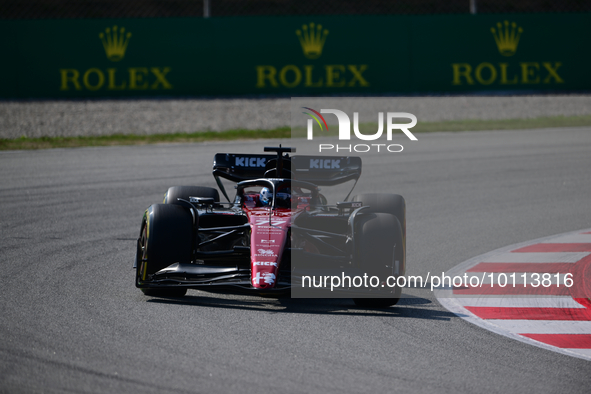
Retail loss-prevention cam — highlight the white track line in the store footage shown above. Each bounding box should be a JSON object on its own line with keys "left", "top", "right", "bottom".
{"left": 567, "top": 349, "right": 591, "bottom": 357}
{"left": 487, "top": 320, "right": 591, "bottom": 334}
{"left": 454, "top": 297, "right": 586, "bottom": 309}
{"left": 544, "top": 234, "right": 591, "bottom": 243}
{"left": 480, "top": 252, "right": 589, "bottom": 263}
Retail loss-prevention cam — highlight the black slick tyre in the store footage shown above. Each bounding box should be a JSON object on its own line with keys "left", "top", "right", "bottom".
{"left": 352, "top": 212, "right": 404, "bottom": 308}
{"left": 352, "top": 193, "right": 406, "bottom": 274}
{"left": 135, "top": 204, "right": 192, "bottom": 297}
{"left": 352, "top": 193, "right": 406, "bottom": 241}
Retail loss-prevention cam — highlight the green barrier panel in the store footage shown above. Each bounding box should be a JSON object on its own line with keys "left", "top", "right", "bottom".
{"left": 411, "top": 14, "right": 589, "bottom": 93}
{"left": 0, "top": 14, "right": 588, "bottom": 98}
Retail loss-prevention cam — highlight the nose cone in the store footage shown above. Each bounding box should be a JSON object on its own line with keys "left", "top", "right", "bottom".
{"left": 251, "top": 239, "right": 282, "bottom": 289}
{"left": 248, "top": 209, "right": 291, "bottom": 289}
{"left": 251, "top": 268, "right": 277, "bottom": 289}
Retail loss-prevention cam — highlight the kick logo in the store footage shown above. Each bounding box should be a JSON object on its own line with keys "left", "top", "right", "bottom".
{"left": 302, "top": 107, "right": 417, "bottom": 153}
{"left": 254, "top": 261, "right": 278, "bottom": 267}
{"left": 235, "top": 157, "right": 267, "bottom": 167}
{"left": 309, "top": 159, "right": 340, "bottom": 169}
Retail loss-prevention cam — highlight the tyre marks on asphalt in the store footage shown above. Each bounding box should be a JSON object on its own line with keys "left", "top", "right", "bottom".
{"left": 436, "top": 229, "right": 591, "bottom": 361}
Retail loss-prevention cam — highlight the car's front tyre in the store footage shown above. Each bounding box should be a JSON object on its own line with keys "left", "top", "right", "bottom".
{"left": 135, "top": 204, "right": 193, "bottom": 297}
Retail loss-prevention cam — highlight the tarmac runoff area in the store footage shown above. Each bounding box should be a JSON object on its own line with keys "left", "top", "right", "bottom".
{"left": 436, "top": 228, "right": 591, "bottom": 361}
{"left": 1, "top": 95, "right": 591, "bottom": 139}
{"left": 2, "top": 95, "right": 591, "bottom": 357}
{"left": 0, "top": 126, "right": 589, "bottom": 393}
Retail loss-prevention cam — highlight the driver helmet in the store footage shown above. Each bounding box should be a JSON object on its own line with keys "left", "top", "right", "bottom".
{"left": 260, "top": 187, "right": 273, "bottom": 206}
{"left": 276, "top": 187, "right": 291, "bottom": 207}
{"left": 260, "top": 187, "right": 291, "bottom": 207}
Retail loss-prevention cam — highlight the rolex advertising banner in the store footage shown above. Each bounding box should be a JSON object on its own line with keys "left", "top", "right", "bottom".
{"left": 0, "top": 13, "right": 588, "bottom": 98}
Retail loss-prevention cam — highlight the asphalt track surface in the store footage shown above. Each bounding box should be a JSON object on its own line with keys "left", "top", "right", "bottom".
{"left": 1, "top": 127, "right": 590, "bottom": 393}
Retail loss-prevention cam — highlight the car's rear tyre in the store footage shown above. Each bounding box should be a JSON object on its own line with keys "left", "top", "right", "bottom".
{"left": 164, "top": 186, "right": 219, "bottom": 205}
{"left": 352, "top": 193, "right": 405, "bottom": 241}
{"left": 135, "top": 204, "right": 192, "bottom": 297}
{"left": 352, "top": 212, "right": 404, "bottom": 308}
{"left": 352, "top": 193, "right": 406, "bottom": 274}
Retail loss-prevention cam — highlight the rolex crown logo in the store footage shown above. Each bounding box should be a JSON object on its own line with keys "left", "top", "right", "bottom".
{"left": 296, "top": 23, "right": 329, "bottom": 59}
{"left": 490, "top": 21, "right": 523, "bottom": 57}
{"left": 99, "top": 25, "right": 132, "bottom": 61}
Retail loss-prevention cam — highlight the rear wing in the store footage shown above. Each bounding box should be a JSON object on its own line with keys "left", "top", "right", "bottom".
{"left": 212, "top": 153, "right": 362, "bottom": 201}
{"left": 291, "top": 156, "right": 362, "bottom": 186}
{"left": 212, "top": 153, "right": 275, "bottom": 183}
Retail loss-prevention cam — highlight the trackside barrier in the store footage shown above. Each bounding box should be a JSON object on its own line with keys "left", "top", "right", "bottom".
{"left": 0, "top": 13, "right": 588, "bottom": 98}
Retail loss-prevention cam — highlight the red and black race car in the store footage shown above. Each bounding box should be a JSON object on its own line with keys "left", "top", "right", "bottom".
{"left": 134, "top": 146, "right": 406, "bottom": 307}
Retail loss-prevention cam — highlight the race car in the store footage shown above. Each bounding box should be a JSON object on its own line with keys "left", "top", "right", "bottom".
{"left": 134, "top": 146, "right": 406, "bottom": 307}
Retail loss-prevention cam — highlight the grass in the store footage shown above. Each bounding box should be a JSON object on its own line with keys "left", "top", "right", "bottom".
{"left": 2, "top": 115, "right": 590, "bottom": 151}
{"left": 0, "top": 128, "right": 292, "bottom": 151}
{"left": 411, "top": 115, "right": 591, "bottom": 133}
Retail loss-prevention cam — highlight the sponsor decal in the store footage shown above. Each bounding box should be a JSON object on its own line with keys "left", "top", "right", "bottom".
{"left": 309, "top": 159, "right": 341, "bottom": 169}
{"left": 235, "top": 157, "right": 267, "bottom": 167}
{"left": 60, "top": 25, "right": 172, "bottom": 92}
{"left": 254, "top": 261, "right": 278, "bottom": 267}
{"left": 256, "top": 229, "right": 283, "bottom": 234}
{"left": 253, "top": 272, "right": 276, "bottom": 286}
{"left": 491, "top": 21, "right": 523, "bottom": 57}
{"left": 256, "top": 22, "right": 369, "bottom": 89}
{"left": 256, "top": 249, "right": 275, "bottom": 256}
{"left": 296, "top": 22, "right": 329, "bottom": 59}
{"left": 99, "top": 25, "right": 132, "bottom": 61}
{"left": 260, "top": 239, "right": 276, "bottom": 243}
{"left": 451, "top": 21, "right": 563, "bottom": 86}
{"left": 254, "top": 219, "right": 288, "bottom": 226}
